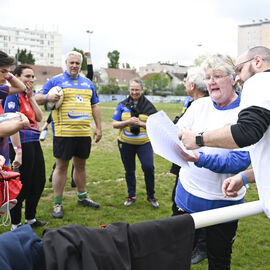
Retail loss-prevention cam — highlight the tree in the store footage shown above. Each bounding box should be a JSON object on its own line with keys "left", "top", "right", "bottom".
{"left": 144, "top": 73, "right": 170, "bottom": 96}
{"left": 174, "top": 83, "right": 187, "bottom": 96}
{"left": 107, "top": 50, "right": 120, "bottom": 68}
{"left": 99, "top": 78, "right": 120, "bottom": 94}
{"left": 73, "top": 47, "right": 87, "bottom": 70}
{"left": 15, "top": 49, "right": 35, "bottom": 65}
{"left": 122, "top": 63, "right": 130, "bottom": 69}
{"left": 193, "top": 54, "right": 209, "bottom": 66}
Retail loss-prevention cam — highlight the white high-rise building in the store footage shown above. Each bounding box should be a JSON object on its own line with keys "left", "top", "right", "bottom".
{"left": 238, "top": 19, "right": 270, "bottom": 56}
{"left": 0, "top": 25, "right": 62, "bottom": 67}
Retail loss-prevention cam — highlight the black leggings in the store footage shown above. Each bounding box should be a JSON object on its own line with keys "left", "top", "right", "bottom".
{"left": 9, "top": 141, "right": 46, "bottom": 224}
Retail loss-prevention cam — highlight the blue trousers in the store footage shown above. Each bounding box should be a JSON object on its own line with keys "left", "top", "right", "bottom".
{"left": 118, "top": 140, "right": 155, "bottom": 198}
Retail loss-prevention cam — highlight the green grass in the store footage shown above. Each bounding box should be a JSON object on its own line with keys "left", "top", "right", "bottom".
{"left": 1, "top": 102, "right": 269, "bottom": 269}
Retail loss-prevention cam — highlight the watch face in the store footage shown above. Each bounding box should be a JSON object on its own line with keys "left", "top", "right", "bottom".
{"left": 196, "top": 134, "right": 203, "bottom": 146}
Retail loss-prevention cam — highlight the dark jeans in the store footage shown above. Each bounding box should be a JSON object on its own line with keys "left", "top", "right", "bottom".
{"left": 173, "top": 207, "right": 238, "bottom": 270}
{"left": 118, "top": 140, "right": 155, "bottom": 198}
{"left": 9, "top": 141, "right": 46, "bottom": 224}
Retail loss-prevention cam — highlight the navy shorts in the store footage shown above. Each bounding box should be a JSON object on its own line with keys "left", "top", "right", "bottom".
{"left": 53, "top": 136, "right": 91, "bottom": 160}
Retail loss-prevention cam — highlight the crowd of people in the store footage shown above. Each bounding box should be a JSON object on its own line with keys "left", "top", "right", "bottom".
{"left": 1, "top": 45, "right": 270, "bottom": 269}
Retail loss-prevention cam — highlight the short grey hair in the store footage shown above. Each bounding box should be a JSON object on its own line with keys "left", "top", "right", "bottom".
{"left": 187, "top": 66, "right": 208, "bottom": 93}
{"left": 65, "top": 51, "right": 83, "bottom": 63}
{"left": 246, "top": 46, "right": 270, "bottom": 62}
{"left": 201, "top": 54, "right": 235, "bottom": 81}
{"left": 129, "top": 79, "right": 144, "bottom": 89}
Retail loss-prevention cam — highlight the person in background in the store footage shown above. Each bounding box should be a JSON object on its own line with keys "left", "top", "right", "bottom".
{"left": 175, "top": 54, "right": 251, "bottom": 269}
{"left": 35, "top": 51, "right": 102, "bottom": 219}
{"left": 0, "top": 51, "right": 30, "bottom": 164}
{"left": 180, "top": 46, "right": 270, "bottom": 219}
{"left": 112, "top": 79, "right": 159, "bottom": 208}
{"left": 41, "top": 51, "right": 94, "bottom": 187}
{"left": 4, "top": 65, "right": 47, "bottom": 230}
{"left": 171, "top": 67, "right": 209, "bottom": 265}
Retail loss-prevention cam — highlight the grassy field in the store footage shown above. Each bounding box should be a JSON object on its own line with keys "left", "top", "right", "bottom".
{"left": 1, "top": 102, "right": 270, "bottom": 269}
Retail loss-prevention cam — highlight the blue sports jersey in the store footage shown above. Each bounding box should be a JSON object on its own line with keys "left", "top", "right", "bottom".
{"left": 41, "top": 71, "right": 99, "bottom": 137}
{"left": 4, "top": 93, "right": 40, "bottom": 143}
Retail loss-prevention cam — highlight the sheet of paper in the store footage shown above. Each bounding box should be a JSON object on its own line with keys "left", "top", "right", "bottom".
{"left": 146, "top": 110, "right": 193, "bottom": 168}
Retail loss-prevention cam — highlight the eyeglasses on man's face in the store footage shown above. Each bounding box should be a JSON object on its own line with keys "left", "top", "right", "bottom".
{"left": 234, "top": 58, "right": 254, "bottom": 75}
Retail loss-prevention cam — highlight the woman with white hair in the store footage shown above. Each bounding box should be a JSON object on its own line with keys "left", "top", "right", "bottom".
{"left": 174, "top": 54, "right": 251, "bottom": 269}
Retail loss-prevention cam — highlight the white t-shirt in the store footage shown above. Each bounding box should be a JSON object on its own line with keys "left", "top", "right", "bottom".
{"left": 177, "top": 96, "right": 246, "bottom": 201}
{"left": 240, "top": 71, "right": 270, "bottom": 218}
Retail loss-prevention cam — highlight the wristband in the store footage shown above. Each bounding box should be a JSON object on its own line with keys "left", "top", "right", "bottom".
{"left": 6, "top": 75, "right": 13, "bottom": 82}
{"left": 121, "top": 121, "right": 125, "bottom": 127}
{"left": 13, "top": 146, "right": 22, "bottom": 150}
{"left": 240, "top": 172, "right": 249, "bottom": 189}
{"left": 45, "top": 94, "right": 49, "bottom": 101}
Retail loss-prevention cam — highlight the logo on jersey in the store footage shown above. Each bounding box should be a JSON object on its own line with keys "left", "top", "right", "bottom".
{"left": 76, "top": 95, "right": 83, "bottom": 103}
{"left": 67, "top": 110, "right": 90, "bottom": 120}
{"left": 7, "top": 101, "right": 16, "bottom": 110}
{"left": 81, "top": 82, "right": 91, "bottom": 88}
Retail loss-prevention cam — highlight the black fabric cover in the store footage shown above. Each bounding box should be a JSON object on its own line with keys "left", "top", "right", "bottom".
{"left": 120, "top": 94, "right": 157, "bottom": 117}
{"left": 43, "top": 214, "right": 195, "bottom": 270}
{"left": 129, "top": 214, "right": 195, "bottom": 270}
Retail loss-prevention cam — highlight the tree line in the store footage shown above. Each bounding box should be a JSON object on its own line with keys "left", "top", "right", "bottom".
{"left": 15, "top": 48, "right": 187, "bottom": 96}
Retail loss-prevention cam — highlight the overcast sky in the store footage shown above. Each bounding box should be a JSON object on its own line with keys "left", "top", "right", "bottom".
{"left": 2, "top": 0, "right": 270, "bottom": 69}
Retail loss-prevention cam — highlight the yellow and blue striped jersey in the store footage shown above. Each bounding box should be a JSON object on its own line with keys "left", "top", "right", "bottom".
{"left": 42, "top": 71, "right": 99, "bottom": 137}
{"left": 112, "top": 103, "right": 150, "bottom": 145}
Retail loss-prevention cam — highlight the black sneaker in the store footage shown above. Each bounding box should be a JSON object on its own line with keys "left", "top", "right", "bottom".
{"left": 147, "top": 197, "right": 159, "bottom": 208}
{"left": 191, "top": 248, "right": 207, "bottom": 264}
{"left": 124, "top": 197, "right": 136, "bottom": 207}
{"left": 26, "top": 219, "right": 48, "bottom": 227}
{"left": 78, "top": 198, "right": 100, "bottom": 208}
{"left": 53, "top": 204, "right": 63, "bottom": 218}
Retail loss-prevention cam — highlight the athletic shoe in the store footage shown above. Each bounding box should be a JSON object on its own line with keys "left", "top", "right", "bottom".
{"left": 26, "top": 219, "right": 48, "bottom": 227}
{"left": 11, "top": 223, "right": 21, "bottom": 231}
{"left": 191, "top": 248, "right": 207, "bottom": 264}
{"left": 78, "top": 198, "right": 100, "bottom": 208}
{"left": 124, "top": 197, "right": 136, "bottom": 207}
{"left": 147, "top": 197, "right": 159, "bottom": 208}
{"left": 53, "top": 204, "right": 63, "bottom": 218}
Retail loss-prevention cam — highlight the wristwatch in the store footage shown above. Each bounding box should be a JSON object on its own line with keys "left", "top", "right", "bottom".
{"left": 196, "top": 132, "right": 204, "bottom": 147}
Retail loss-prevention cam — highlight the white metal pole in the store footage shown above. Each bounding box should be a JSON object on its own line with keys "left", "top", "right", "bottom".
{"left": 191, "top": 200, "right": 263, "bottom": 229}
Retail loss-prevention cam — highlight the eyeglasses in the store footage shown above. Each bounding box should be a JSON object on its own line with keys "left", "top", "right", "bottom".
{"left": 234, "top": 58, "right": 254, "bottom": 75}
{"left": 204, "top": 74, "right": 228, "bottom": 83}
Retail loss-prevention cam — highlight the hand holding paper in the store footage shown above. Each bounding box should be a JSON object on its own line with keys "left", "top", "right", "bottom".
{"left": 146, "top": 111, "right": 195, "bottom": 168}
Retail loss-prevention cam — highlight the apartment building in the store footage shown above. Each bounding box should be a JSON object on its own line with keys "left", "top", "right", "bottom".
{"left": 238, "top": 19, "right": 270, "bottom": 56}
{"left": 0, "top": 25, "right": 62, "bottom": 67}
{"left": 138, "top": 62, "right": 188, "bottom": 78}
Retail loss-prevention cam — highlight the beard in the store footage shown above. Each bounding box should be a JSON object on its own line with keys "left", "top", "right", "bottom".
{"left": 247, "top": 63, "right": 256, "bottom": 80}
